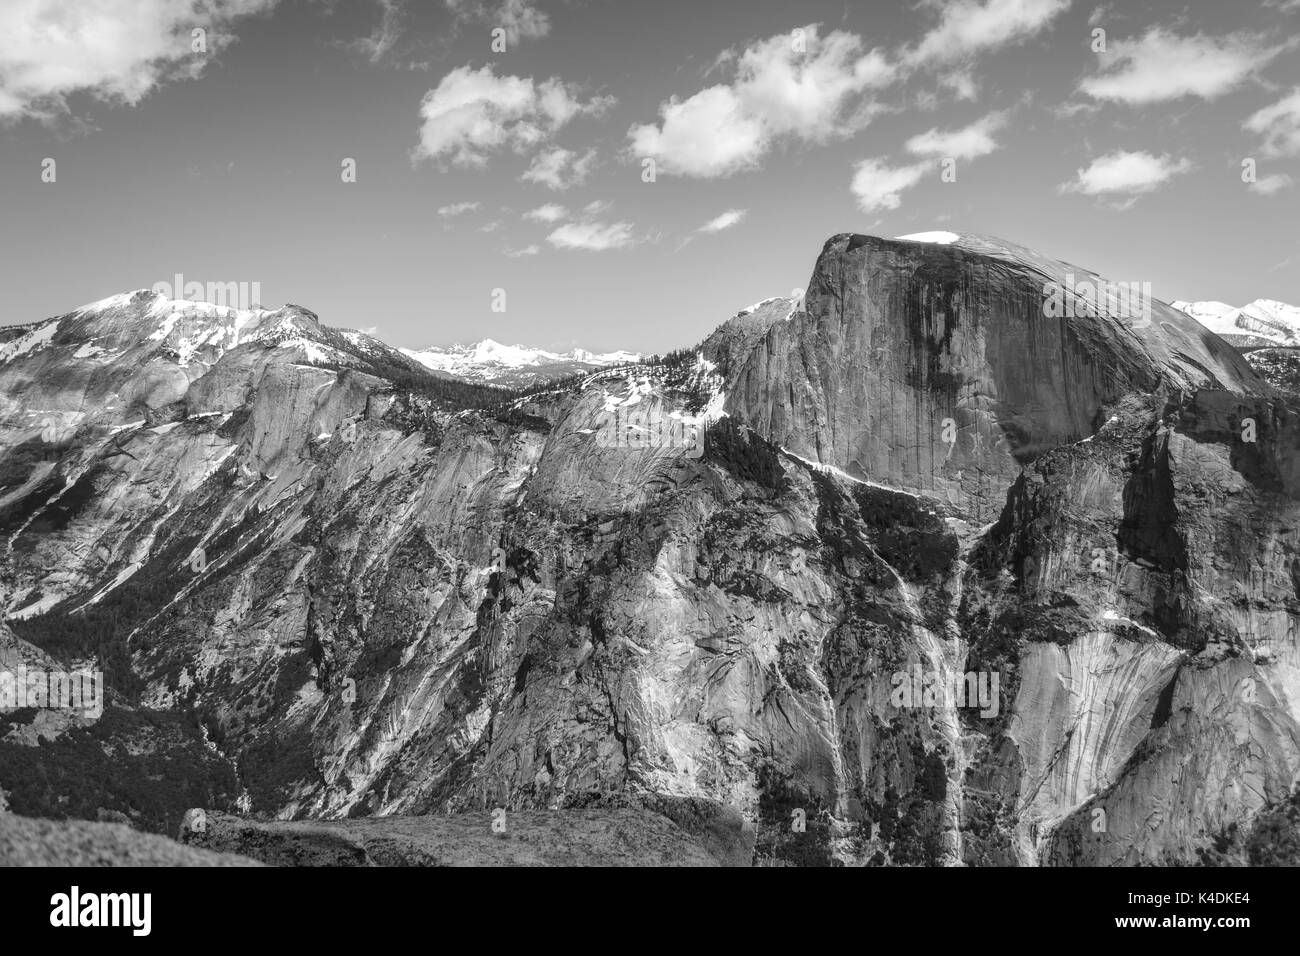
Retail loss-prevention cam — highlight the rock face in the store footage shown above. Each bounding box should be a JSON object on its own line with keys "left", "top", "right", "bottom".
{"left": 727, "top": 234, "right": 1265, "bottom": 521}
{"left": 1, "top": 234, "right": 1297, "bottom": 867}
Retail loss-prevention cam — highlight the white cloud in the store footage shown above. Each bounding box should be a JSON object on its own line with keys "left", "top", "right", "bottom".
{"left": 0, "top": 0, "right": 278, "bottom": 121}
{"left": 1080, "top": 28, "right": 1286, "bottom": 104}
{"left": 437, "top": 201, "right": 480, "bottom": 217}
{"left": 850, "top": 158, "right": 930, "bottom": 213}
{"left": 1249, "top": 173, "right": 1294, "bottom": 195}
{"left": 1245, "top": 88, "right": 1300, "bottom": 158}
{"left": 907, "top": 0, "right": 1070, "bottom": 66}
{"left": 505, "top": 244, "right": 541, "bottom": 257}
{"left": 547, "top": 221, "right": 635, "bottom": 251}
{"left": 413, "top": 65, "right": 614, "bottom": 167}
{"left": 582, "top": 199, "right": 612, "bottom": 216}
{"left": 698, "top": 209, "right": 747, "bottom": 233}
{"left": 524, "top": 203, "right": 567, "bottom": 223}
{"left": 629, "top": 24, "right": 895, "bottom": 178}
{"left": 521, "top": 146, "right": 597, "bottom": 189}
{"left": 1060, "top": 149, "right": 1193, "bottom": 204}
{"left": 906, "top": 110, "right": 1007, "bottom": 159}
{"left": 445, "top": 0, "right": 549, "bottom": 46}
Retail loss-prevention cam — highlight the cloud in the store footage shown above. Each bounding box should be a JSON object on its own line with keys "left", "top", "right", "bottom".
{"left": 437, "top": 201, "right": 481, "bottom": 217}
{"left": 0, "top": 0, "right": 278, "bottom": 122}
{"left": 445, "top": 0, "right": 549, "bottom": 46}
{"left": 346, "top": 0, "right": 404, "bottom": 62}
{"left": 1079, "top": 28, "right": 1286, "bottom": 104}
{"left": 1245, "top": 88, "right": 1300, "bottom": 157}
{"left": 547, "top": 221, "right": 635, "bottom": 251}
{"left": 582, "top": 199, "right": 612, "bottom": 216}
{"left": 628, "top": 24, "right": 895, "bottom": 178}
{"left": 521, "top": 146, "right": 597, "bottom": 189}
{"left": 906, "top": 0, "right": 1070, "bottom": 66}
{"left": 905, "top": 110, "right": 1007, "bottom": 159}
{"left": 505, "top": 244, "right": 541, "bottom": 257}
{"left": 1249, "top": 173, "right": 1294, "bottom": 195}
{"left": 698, "top": 209, "right": 747, "bottom": 233}
{"left": 1060, "top": 149, "right": 1193, "bottom": 204}
{"left": 850, "top": 158, "right": 930, "bottom": 213}
{"left": 413, "top": 65, "right": 613, "bottom": 166}
{"left": 524, "top": 203, "right": 567, "bottom": 223}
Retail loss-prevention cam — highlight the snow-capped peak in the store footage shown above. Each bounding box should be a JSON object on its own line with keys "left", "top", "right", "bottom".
{"left": 1173, "top": 298, "right": 1300, "bottom": 348}
{"left": 401, "top": 338, "right": 641, "bottom": 387}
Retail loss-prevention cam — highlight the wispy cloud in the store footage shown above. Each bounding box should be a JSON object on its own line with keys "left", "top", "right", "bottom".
{"left": 1245, "top": 88, "right": 1300, "bottom": 157}
{"left": 437, "top": 201, "right": 481, "bottom": 217}
{"left": 547, "top": 221, "right": 636, "bottom": 251}
{"left": 850, "top": 158, "right": 930, "bottom": 213}
{"left": 1079, "top": 28, "right": 1288, "bottom": 104}
{"left": 524, "top": 203, "right": 568, "bottom": 223}
{"left": 698, "top": 209, "right": 747, "bottom": 233}
{"left": 445, "top": 0, "right": 550, "bottom": 46}
{"left": 905, "top": 110, "right": 1008, "bottom": 159}
{"left": 904, "top": 0, "right": 1070, "bottom": 66}
{"left": 346, "top": 0, "right": 404, "bottom": 62}
{"left": 521, "top": 146, "right": 598, "bottom": 189}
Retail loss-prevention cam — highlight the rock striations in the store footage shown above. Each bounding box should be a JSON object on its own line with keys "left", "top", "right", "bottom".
{"left": 1, "top": 234, "right": 1297, "bottom": 866}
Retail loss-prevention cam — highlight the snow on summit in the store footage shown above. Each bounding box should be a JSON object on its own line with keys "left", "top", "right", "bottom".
{"left": 402, "top": 338, "right": 641, "bottom": 387}
{"left": 1173, "top": 298, "right": 1300, "bottom": 348}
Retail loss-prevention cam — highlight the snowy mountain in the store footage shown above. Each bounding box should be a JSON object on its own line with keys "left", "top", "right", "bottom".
{"left": 400, "top": 338, "right": 641, "bottom": 387}
{"left": 1172, "top": 298, "right": 1300, "bottom": 348}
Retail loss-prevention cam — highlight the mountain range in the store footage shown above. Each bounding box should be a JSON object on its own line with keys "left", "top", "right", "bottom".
{"left": 400, "top": 339, "right": 642, "bottom": 388}
{"left": 1, "top": 232, "right": 1298, "bottom": 867}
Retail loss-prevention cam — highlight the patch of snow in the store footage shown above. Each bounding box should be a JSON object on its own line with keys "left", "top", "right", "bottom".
{"left": 111, "top": 419, "right": 146, "bottom": 434}
{"left": 894, "top": 231, "right": 960, "bottom": 245}
{"left": 1173, "top": 298, "right": 1300, "bottom": 347}
{"left": 72, "top": 341, "right": 110, "bottom": 359}
{"left": 0, "top": 319, "right": 59, "bottom": 364}
{"left": 402, "top": 337, "right": 640, "bottom": 382}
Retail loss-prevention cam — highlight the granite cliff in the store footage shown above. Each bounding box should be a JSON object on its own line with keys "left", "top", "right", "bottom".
{"left": 2, "top": 234, "right": 1297, "bottom": 866}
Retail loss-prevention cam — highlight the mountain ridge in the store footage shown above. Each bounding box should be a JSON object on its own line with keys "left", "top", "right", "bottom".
{"left": 2, "top": 231, "right": 1298, "bottom": 866}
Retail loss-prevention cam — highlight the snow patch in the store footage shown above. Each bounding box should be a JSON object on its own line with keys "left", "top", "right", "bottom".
{"left": 894, "top": 231, "right": 960, "bottom": 245}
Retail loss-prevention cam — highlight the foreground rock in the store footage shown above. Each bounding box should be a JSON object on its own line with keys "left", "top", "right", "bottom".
{"left": 180, "top": 806, "right": 749, "bottom": 866}
{"left": 0, "top": 813, "right": 261, "bottom": 866}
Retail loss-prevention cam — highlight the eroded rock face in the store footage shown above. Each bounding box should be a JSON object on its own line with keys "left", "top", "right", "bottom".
{"left": 1, "top": 235, "right": 1297, "bottom": 867}
{"left": 727, "top": 234, "right": 1265, "bottom": 521}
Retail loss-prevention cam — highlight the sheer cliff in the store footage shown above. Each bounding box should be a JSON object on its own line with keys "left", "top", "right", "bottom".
{"left": 1, "top": 236, "right": 1297, "bottom": 866}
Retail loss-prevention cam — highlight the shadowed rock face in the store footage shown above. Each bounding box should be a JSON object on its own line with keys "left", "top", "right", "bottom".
{"left": 728, "top": 234, "right": 1266, "bottom": 521}
{"left": 1, "top": 234, "right": 1297, "bottom": 867}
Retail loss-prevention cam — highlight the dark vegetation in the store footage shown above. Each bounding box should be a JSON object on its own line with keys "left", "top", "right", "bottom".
{"left": 753, "top": 763, "right": 837, "bottom": 867}
{"left": 0, "top": 705, "right": 241, "bottom": 836}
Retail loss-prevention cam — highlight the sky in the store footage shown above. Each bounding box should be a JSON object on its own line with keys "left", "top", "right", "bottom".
{"left": 0, "top": 0, "right": 1297, "bottom": 355}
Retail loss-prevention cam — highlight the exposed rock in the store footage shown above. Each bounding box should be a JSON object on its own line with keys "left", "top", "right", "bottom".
{"left": 0, "top": 813, "right": 262, "bottom": 866}
{"left": 1, "top": 233, "right": 1296, "bottom": 867}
